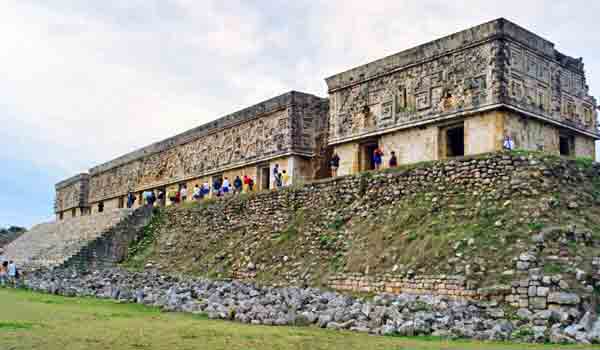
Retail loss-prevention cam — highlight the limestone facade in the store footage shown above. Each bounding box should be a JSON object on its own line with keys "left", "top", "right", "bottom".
{"left": 54, "top": 174, "right": 90, "bottom": 220}
{"left": 326, "top": 18, "right": 598, "bottom": 176}
{"left": 55, "top": 18, "right": 599, "bottom": 217}
{"left": 55, "top": 91, "right": 328, "bottom": 218}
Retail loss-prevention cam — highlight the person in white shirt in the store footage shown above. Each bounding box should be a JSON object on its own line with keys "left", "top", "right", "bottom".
{"left": 222, "top": 177, "right": 231, "bottom": 195}
{"left": 180, "top": 185, "right": 188, "bottom": 202}
{"left": 8, "top": 261, "right": 17, "bottom": 285}
{"left": 503, "top": 135, "right": 515, "bottom": 150}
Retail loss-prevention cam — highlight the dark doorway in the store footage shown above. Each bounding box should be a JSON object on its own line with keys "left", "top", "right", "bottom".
{"left": 559, "top": 135, "right": 573, "bottom": 156}
{"left": 118, "top": 196, "right": 124, "bottom": 209}
{"left": 446, "top": 126, "right": 465, "bottom": 157}
{"left": 260, "top": 166, "right": 270, "bottom": 190}
{"left": 361, "top": 142, "right": 379, "bottom": 171}
{"left": 59, "top": 212, "right": 64, "bottom": 220}
{"left": 71, "top": 208, "right": 76, "bottom": 218}
{"left": 98, "top": 202, "right": 104, "bottom": 213}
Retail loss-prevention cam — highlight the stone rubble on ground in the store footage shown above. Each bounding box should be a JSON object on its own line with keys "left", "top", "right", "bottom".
{"left": 17, "top": 267, "right": 600, "bottom": 344}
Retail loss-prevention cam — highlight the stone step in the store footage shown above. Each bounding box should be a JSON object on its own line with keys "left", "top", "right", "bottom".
{"left": 1, "top": 208, "right": 136, "bottom": 270}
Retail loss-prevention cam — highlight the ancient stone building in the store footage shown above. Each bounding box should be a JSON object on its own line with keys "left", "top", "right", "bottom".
{"left": 55, "top": 174, "right": 90, "bottom": 219}
{"left": 55, "top": 91, "right": 328, "bottom": 219}
{"left": 55, "top": 18, "right": 598, "bottom": 219}
{"left": 326, "top": 18, "right": 598, "bottom": 175}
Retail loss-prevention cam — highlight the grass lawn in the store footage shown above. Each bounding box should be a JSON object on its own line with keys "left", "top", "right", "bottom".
{"left": 0, "top": 288, "right": 596, "bottom": 350}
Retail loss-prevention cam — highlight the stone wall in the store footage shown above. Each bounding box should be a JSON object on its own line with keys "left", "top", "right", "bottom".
{"left": 62, "top": 207, "right": 154, "bottom": 271}
{"left": 84, "top": 91, "right": 326, "bottom": 204}
{"left": 325, "top": 18, "right": 598, "bottom": 148}
{"left": 55, "top": 173, "right": 89, "bottom": 214}
{"left": 328, "top": 273, "right": 478, "bottom": 299}
{"left": 146, "top": 151, "right": 600, "bottom": 320}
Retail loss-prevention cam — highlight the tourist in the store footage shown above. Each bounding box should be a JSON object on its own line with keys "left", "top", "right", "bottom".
{"left": 282, "top": 170, "right": 289, "bottom": 187}
{"left": 180, "top": 185, "right": 188, "bottom": 202}
{"left": 248, "top": 177, "right": 254, "bottom": 192}
{"left": 330, "top": 152, "right": 340, "bottom": 177}
{"left": 273, "top": 164, "right": 282, "bottom": 189}
{"left": 389, "top": 151, "right": 398, "bottom": 168}
{"left": 202, "top": 182, "right": 210, "bottom": 198}
{"left": 273, "top": 164, "right": 281, "bottom": 189}
{"left": 157, "top": 189, "right": 165, "bottom": 206}
{"left": 373, "top": 147, "right": 384, "bottom": 170}
{"left": 212, "top": 178, "right": 222, "bottom": 197}
{"left": 233, "top": 176, "right": 243, "bottom": 194}
{"left": 7, "top": 260, "right": 16, "bottom": 285}
{"left": 126, "top": 192, "right": 136, "bottom": 208}
{"left": 193, "top": 184, "right": 201, "bottom": 200}
{"left": 148, "top": 191, "right": 156, "bottom": 207}
{"left": 243, "top": 175, "right": 250, "bottom": 193}
{"left": 174, "top": 189, "right": 181, "bottom": 204}
{"left": 0, "top": 261, "right": 7, "bottom": 286}
{"left": 222, "top": 177, "right": 231, "bottom": 195}
{"left": 503, "top": 135, "right": 515, "bottom": 150}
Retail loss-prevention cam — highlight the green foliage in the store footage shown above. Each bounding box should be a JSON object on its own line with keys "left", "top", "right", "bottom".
{"left": 574, "top": 156, "right": 594, "bottom": 170}
{"left": 319, "top": 234, "right": 337, "bottom": 250}
{"left": 123, "top": 210, "right": 164, "bottom": 270}
{"left": 0, "top": 321, "right": 34, "bottom": 331}
{"left": 274, "top": 209, "right": 304, "bottom": 243}
{"left": 327, "top": 215, "right": 345, "bottom": 231}
{"left": 528, "top": 222, "right": 544, "bottom": 232}
{"left": 543, "top": 263, "right": 565, "bottom": 274}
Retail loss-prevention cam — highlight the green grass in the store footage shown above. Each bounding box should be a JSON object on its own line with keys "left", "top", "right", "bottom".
{"left": 0, "top": 288, "right": 595, "bottom": 350}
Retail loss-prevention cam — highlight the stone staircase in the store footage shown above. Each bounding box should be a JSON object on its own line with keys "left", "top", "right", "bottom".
{"left": 1, "top": 208, "right": 153, "bottom": 271}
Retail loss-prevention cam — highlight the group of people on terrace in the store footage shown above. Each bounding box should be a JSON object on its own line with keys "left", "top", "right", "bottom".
{"left": 0, "top": 260, "right": 18, "bottom": 286}
{"left": 329, "top": 147, "right": 398, "bottom": 177}
{"left": 126, "top": 163, "right": 291, "bottom": 208}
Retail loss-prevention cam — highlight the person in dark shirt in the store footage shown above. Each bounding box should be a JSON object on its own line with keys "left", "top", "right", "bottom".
{"left": 330, "top": 152, "right": 340, "bottom": 177}
{"left": 373, "top": 147, "right": 383, "bottom": 170}
{"left": 389, "top": 151, "right": 398, "bottom": 168}
{"left": 233, "top": 176, "right": 243, "bottom": 194}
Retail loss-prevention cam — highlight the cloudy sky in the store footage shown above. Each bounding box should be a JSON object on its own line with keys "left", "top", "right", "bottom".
{"left": 1, "top": 1, "right": 599, "bottom": 228}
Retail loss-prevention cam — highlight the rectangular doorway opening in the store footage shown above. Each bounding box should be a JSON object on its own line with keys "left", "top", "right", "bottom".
{"left": 559, "top": 134, "right": 574, "bottom": 156}
{"left": 259, "top": 166, "right": 270, "bottom": 190}
{"left": 446, "top": 125, "right": 465, "bottom": 158}
{"left": 360, "top": 141, "right": 379, "bottom": 171}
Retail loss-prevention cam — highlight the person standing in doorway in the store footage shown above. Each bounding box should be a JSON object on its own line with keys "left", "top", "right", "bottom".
{"left": 273, "top": 164, "right": 282, "bottom": 189}
{"left": 212, "top": 178, "right": 221, "bottom": 197}
{"left": 234, "top": 176, "right": 243, "bottom": 194}
{"left": 330, "top": 152, "right": 340, "bottom": 177}
{"left": 389, "top": 151, "right": 398, "bottom": 168}
{"left": 373, "top": 147, "right": 384, "bottom": 170}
